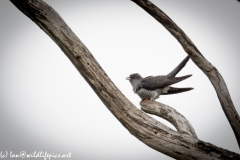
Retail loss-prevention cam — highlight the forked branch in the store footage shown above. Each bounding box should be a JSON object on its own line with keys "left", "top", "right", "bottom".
{"left": 10, "top": 0, "right": 240, "bottom": 159}
{"left": 141, "top": 101, "right": 197, "bottom": 138}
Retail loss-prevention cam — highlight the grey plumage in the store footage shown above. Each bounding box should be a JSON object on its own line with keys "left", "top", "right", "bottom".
{"left": 126, "top": 56, "right": 193, "bottom": 101}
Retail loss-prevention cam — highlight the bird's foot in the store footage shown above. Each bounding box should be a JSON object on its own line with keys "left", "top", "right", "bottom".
{"left": 141, "top": 99, "right": 150, "bottom": 103}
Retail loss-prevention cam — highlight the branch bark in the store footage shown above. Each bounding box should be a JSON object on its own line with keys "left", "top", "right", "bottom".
{"left": 10, "top": 0, "right": 240, "bottom": 159}
{"left": 140, "top": 101, "right": 197, "bottom": 138}
{"left": 131, "top": 0, "right": 240, "bottom": 148}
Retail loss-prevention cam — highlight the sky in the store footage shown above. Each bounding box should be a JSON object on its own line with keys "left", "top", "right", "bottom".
{"left": 0, "top": 0, "right": 240, "bottom": 160}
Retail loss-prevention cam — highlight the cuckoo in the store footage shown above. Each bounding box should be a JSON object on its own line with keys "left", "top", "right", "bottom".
{"left": 126, "top": 56, "right": 193, "bottom": 102}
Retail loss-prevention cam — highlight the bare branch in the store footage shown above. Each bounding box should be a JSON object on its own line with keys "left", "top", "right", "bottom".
{"left": 140, "top": 101, "right": 197, "bottom": 138}
{"left": 10, "top": 0, "right": 240, "bottom": 159}
{"left": 131, "top": 0, "right": 240, "bottom": 148}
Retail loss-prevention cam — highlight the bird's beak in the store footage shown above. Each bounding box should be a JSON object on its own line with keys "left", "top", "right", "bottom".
{"left": 126, "top": 77, "right": 131, "bottom": 80}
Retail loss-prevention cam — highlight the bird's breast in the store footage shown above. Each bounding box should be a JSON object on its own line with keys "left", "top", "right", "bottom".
{"left": 136, "top": 88, "right": 158, "bottom": 100}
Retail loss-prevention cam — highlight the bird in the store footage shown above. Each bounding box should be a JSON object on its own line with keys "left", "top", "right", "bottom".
{"left": 126, "top": 56, "right": 193, "bottom": 102}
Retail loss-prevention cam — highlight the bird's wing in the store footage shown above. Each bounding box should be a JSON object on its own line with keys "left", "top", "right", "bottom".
{"left": 166, "top": 56, "right": 190, "bottom": 77}
{"left": 141, "top": 75, "right": 192, "bottom": 90}
{"left": 140, "top": 76, "right": 166, "bottom": 90}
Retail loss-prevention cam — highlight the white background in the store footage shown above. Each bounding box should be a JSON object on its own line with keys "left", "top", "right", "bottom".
{"left": 0, "top": 0, "right": 240, "bottom": 159}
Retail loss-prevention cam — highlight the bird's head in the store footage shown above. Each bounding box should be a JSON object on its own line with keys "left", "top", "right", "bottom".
{"left": 126, "top": 73, "right": 142, "bottom": 83}
{"left": 126, "top": 73, "right": 143, "bottom": 91}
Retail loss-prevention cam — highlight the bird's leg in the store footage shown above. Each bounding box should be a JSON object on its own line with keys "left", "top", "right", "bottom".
{"left": 141, "top": 99, "right": 150, "bottom": 103}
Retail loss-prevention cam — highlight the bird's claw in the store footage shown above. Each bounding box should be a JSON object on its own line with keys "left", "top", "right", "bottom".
{"left": 141, "top": 99, "right": 150, "bottom": 103}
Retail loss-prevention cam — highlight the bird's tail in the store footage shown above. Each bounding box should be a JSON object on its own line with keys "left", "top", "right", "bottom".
{"left": 165, "top": 74, "right": 192, "bottom": 86}
{"left": 162, "top": 86, "right": 193, "bottom": 95}
{"left": 167, "top": 56, "right": 190, "bottom": 77}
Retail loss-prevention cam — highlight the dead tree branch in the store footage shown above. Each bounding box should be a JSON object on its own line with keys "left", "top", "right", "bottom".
{"left": 10, "top": 0, "right": 240, "bottom": 159}
{"left": 131, "top": 0, "right": 240, "bottom": 148}
{"left": 140, "top": 101, "right": 197, "bottom": 138}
